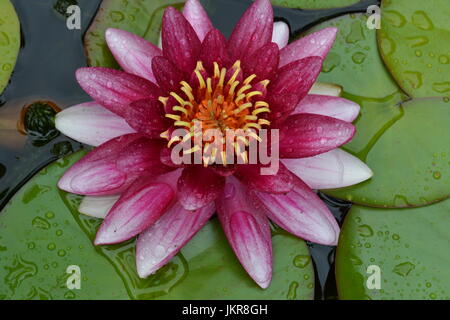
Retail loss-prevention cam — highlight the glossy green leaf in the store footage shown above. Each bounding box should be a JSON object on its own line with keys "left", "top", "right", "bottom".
{"left": 336, "top": 198, "right": 450, "bottom": 300}
{"left": 304, "top": 14, "right": 450, "bottom": 207}
{"left": 84, "top": 0, "right": 185, "bottom": 68}
{"left": 272, "top": 0, "right": 360, "bottom": 9}
{"left": 304, "top": 14, "right": 399, "bottom": 98}
{"left": 0, "top": 151, "right": 314, "bottom": 300}
{"left": 327, "top": 98, "right": 450, "bottom": 207}
{"left": 378, "top": 0, "right": 450, "bottom": 97}
{"left": 0, "top": 0, "right": 20, "bottom": 94}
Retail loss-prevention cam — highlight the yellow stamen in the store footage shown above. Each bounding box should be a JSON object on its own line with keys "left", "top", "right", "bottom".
{"left": 195, "top": 70, "right": 206, "bottom": 89}
{"left": 161, "top": 59, "right": 272, "bottom": 168}
{"left": 160, "top": 130, "right": 169, "bottom": 140}
{"left": 172, "top": 106, "right": 189, "bottom": 116}
{"left": 165, "top": 114, "right": 180, "bottom": 121}
{"left": 243, "top": 74, "right": 257, "bottom": 85}
{"left": 246, "top": 91, "right": 263, "bottom": 100}
{"left": 174, "top": 121, "right": 192, "bottom": 128}
{"left": 233, "top": 102, "right": 253, "bottom": 114}
{"left": 213, "top": 62, "right": 220, "bottom": 78}
{"left": 159, "top": 96, "right": 168, "bottom": 106}
{"left": 253, "top": 107, "right": 270, "bottom": 115}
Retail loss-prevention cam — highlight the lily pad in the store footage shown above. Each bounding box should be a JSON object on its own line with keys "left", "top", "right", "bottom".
{"left": 305, "top": 14, "right": 450, "bottom": 207}
{"left": 0, "top": 0, "right": 20, "bottom": 94}
{"left": 272, "top": 0, "right": 361, "bottom": 10}
{"left": 304, "top": 14, "right": 399, "bottom": 98}
{"left": 84, "top": 0, "right": 184, "bottom": 68}
{"left": 327, "top": 98, "right": 450, "bottom": 208}
{"left": 336, "top": 198, "right": 450, "bottom": 300}
{"left": 0, "top": 151, "right": 314, "bottom": 299}
{"left": 378, "top": 0, "right": 450, "bottom": 97}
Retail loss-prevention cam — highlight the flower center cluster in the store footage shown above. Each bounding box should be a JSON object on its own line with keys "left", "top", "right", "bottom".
{"left": 160, "top": 61, "right": 271, "bottom": 166}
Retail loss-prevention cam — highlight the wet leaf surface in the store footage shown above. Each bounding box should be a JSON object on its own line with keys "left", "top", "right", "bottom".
{"left": 327, "top": 97, "right": 450, "bottom": 207}
{"left": 84, "top": 0, "right": 185, "bottom": 68}
{"left": 336, "top": 198, "right": 450, "bottom": 300}
{"left": 0, "top": 0, "right": 20, "bottom": 94}
{"left": 307, "top": 14, "right": 450, "bottom": 207}
{"left": 379, "top": 0, "right": 450, "bottom": 97}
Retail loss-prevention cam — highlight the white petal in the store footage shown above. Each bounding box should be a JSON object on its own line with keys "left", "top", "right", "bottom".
{"left": 293, "top": 94, "right": 360, "bottom": 122}
{"left": 78, "top": 195, "right": 120, "bottom": 219}
{"left": 282, "top": 149, "right": 373, "bottom": 190}
{"left": 272, "top": 21, "right": 290, "bottom": 49}
{"left": 55, "top": 102, "right": 135, "bottom": 146}
{"left": 309, "top": 82, "right": 343, "bottom": 97}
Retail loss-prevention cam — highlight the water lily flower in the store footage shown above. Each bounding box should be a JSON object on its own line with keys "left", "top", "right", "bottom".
{"left": 56, "top": 0, "right": 372, "bottom": 288}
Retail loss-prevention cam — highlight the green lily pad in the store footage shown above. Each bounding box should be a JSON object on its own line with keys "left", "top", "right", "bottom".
{"left": 0, "top": 0, "right": 20, "bottom": 94}
{"left": 272, "top": 0, "right": 361, "bottom": 10}
{"left": 84, "top": 0, "right": 184, "bottom": 68}
{"left": 304, "top": 14, "right": 399, "bottom": 98}
{"left": 305, "top": 14, "right": 450, "bottom": 207}
{"left": 336, "top": 198, "right": 450, "bottom": 300}
{"left": 327, "top": 98, "right": 450, "bottom": 208}
{"left": 378, "top": 0, "right": 450, "bottom": 97}
{"left": 0, "top": 151, "right": 314, "bottom": 299}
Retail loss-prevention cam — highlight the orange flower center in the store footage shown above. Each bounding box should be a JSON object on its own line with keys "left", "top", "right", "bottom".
{"left": 160, "top": 60, "right": 271, "bottom": 166}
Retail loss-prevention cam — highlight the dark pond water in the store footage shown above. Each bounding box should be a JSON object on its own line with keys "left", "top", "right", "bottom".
{"left": 0, "top": 0, "right": 378, "bottom": 299}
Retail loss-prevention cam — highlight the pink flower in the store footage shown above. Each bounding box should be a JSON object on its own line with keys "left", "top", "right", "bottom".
{"left": 56, "top": 0, "right": 372, "bottom": 288}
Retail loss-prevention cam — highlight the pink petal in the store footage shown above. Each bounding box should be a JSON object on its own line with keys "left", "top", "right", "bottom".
{"left": 200, "top": 29, "right": 231, "bottom": 73}
{"left": 216, "top": 176, "right": 272, "bottom": 288}
{"left": 124, "top": 99, "right": 169, "bottom": 139}
{"left": 78, "top": 195, "right": 120, "bottom": 219}
{"left": 182, "top": 0, "right": 214, "bottom": 41}
{"left": 280, "top": 27, "right": 337, "bottom": 68}
{"left": 58, "top": 135, "right": 168, "bottom": 195}
{"left": 242, "top": 42, "right": 279, "bottom": 81}
{"left": 279, "top": 113, "right": 355, "bottom": 158}
{"left": 152, "top": 56, "right": 185, "bottom": 93}
{"left": 292, "top": 94, "right": 360, "bottom": 122}
{"left": 177, "top": 166, "right": 225, "bottom": 210}
{"left": 268, "top": 56, "right": 323, "bottom": 117}
{"left": 136, "top": 201, "right": 215, "bottom": 278}
{"left": 282, "top": 149, "right": 373, "bottom": 189}
{"left": 162, "top": 7, "right": 201, "bottom": 73}
{"left": 227, "top": 0, "right": 273, "bottom": 61}
{"left": 272, "top": 21, "right": 290, "bottom": 49}
{"left": 105, "top": 28, "right": 162, "bottom": 83}
{"left": 250, "top": 177, "right": 340, "bottom": 245}
{"left": 76, "top": 67, "right": 161, "bottom": 117}
{"left": 95, "top": 178, "right": 176, "bottom": 245}
{"left": 55, "top": 102, "right": 135, "bottom": 146}
{"left": 234, "top": 163, "right": 294, "bottom": 194}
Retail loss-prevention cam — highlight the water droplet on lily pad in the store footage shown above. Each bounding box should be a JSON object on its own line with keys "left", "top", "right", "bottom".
{"left": 293, "top": 255, "right": 310, "bottom": 268}
{"left": 393, "top": 262, "right": 415, "bottom": 277}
